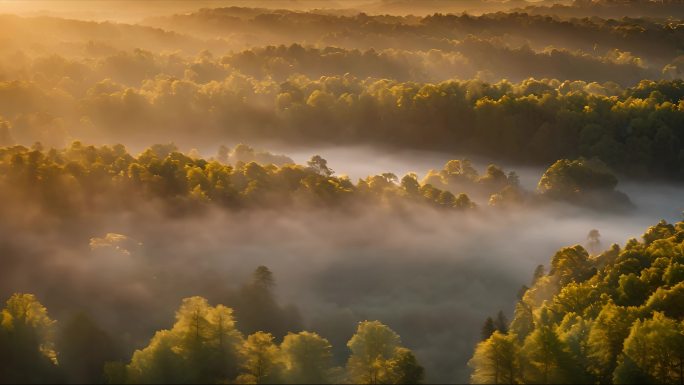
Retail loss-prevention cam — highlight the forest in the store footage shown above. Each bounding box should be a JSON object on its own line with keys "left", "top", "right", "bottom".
{"left": 0, "top": 0, "right": 683, "bottom": 384}
{"left": 470, "top": 219, "right": 684, "bottom": 384}
{"left": 0, "top": 267, "right": 424, "bottom": 384}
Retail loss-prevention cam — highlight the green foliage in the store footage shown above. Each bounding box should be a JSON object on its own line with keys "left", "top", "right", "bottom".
{"left": 126, "top": 297, "right": 244, "bottom": 384}
{"left": 0, "top": 143, "right": 478, "bottom": 216}
{"left": 520, "top": 308, "right": 568, "bottom": 383}
{"left": 238, "top": 332, "right": 283, "bottom": 384}
{"left": 469, "top": 331, "right": 519, "bottom": 384}
{"left": 470, "top": 219, "right": 684, "bottom": 384}
{"left": 3, "top": 65, "right": 684, "bottom": 179}
{"left": 538, "top": 158, "right": 618, "bottom": 196}
{"left": 280, "top": 332, "right": 334, "bottom": 384}
{"left": 346, "top": 321, "right": 423, "bottom": 384}
{"left": 550, "top": 245, "right": 594, "bottom": 287}
{"left": 614, "top": 312, "right": 684, "bottom": 384}
{"left": 538, "top": 158, "right": 633, "bottom": 210}
{"left": 588, "top": 302, "right": 638, "bottom": 383}
{"left": 388, "top": 348, "right": 425, "bottom": 385}
{"left": 0, "top": 290, "right": 423, "bottom": 385}
{"left": 0, "top": 294, "right": 60, "bottom": 383}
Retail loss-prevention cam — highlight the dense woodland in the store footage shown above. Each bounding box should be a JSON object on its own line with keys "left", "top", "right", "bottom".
{"left": 5, "top": 218, "right": 684, "bottom": 384}
{"left": 1, "top": 0, "right": 684, "bottom": 384}
{"left": 0, "top": 8, "right": 684, "bottom": 179}
{"left": 470, "top": 219, "right": 684, "bottom": 384}
{"left": 0, "top": 266, "right": 424, "bottom": 384}
{"left": 2, "top": 74, "right": 684, "bottom": 178}
{"left": 0, "top": 143, "right": 639, "bottom": 216}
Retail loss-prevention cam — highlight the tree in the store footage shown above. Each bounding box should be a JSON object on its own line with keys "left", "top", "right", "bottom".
{"left": 587, "top": 229, "right": 602, "bottom": 255}
{"left": 126, "top": 330, "right": 186, "bottom": 384}
{"left": 644, "top": 281, "right": 684, "bottom": 319}
{"left": 280, "top": 331, "right": 334, "bottom": 384}
{"left": 532, "top": 264, "right": 545, "bottom": 285}
{"left": 538, "top": 158, "right": 618, "bottom": 197}
{"left": 387, "top": 348, "right": 424, "bottom": 384}
{"left": 550, "top": 245, "right": 593, "bottom": 286}
{"left": 238, "top": 332, "right": 283, "bottom": 384}
{"left": 307, "top": 155, "right": 333, "bottom": 177}
{"left": 469, "top": 331, "right": 519, "bottom": 384}
{"left": 481, "top": 317, "right": 496, "bottom": 341}
{"left": 587, "top": 302, "right": 636, "bottom": 383}
{"left": 614, "top": 312, "right": 684, "bottom": 384}
{"left": 0, "top": 293, "right": 60, "bottom": 384}
{"left": 346, "top": 321, "right": 420, "bottom": 384}
{"left": 56, "top": 312, "right": 121, "bottom": 384}
{"left": 494, "top": 311, "right": 509, "bottom": 334}
{"left": 126, "top": 296, "right": 244, "bottom": 384}
{"left": 509, "top": 301, "right": 535, "bottom": 342}
{"left": 234, "top": 266, "right": 303, "bottom": 339}
{"left": 474, "top": 218, "right": 684, "bottom": 385}
{"left": 520, "top": 308, "right": 567, "bottom": 384}
{"left": 556, "top": 314, "right": 595, "bottom": 383}
{"left": 400, "top": 173, "right": 420, "bottom": 198}
{"left": 537, "top": 158, "right": 632, "bottom": 210}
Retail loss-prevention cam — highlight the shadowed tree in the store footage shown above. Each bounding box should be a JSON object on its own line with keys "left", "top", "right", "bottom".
{"left": 388, "top": 348, "right": 424, "bottom": 384}
{"left": 56, "top": 312, "right": 121, "bottom": 384}
{"left": 481, "top": 317, "right": 496, "bottom": 341}
{"left": 494, "top": 311, "right": 508, "bottom": 334}
{"left": 233, "top": 266, "right": 303, "bottom": 339}
{"left": 587, "top": 229, "right": 602, "bottom": 255}
{"left": 307, "top": 155, "right": 333, "bottom": 177}
{"left": 532, "top": 265, "right": 545, "bottom": 286}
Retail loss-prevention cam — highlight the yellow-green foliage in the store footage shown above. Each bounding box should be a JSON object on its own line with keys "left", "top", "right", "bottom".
{"left": 126, "top": 297, "right": 244, "bottom": 384}
{"left": 0, "top": 143, "right": 481, "bottom": 215}
{"left": 280, "top": 332, "right": 334, "bottom": 384}
{"left": 469, "top": 220, "right": 684, "bottom": 384}
{"left": 0, "top": 294, "right": 59, "bottom": 383}
{"left": 346, "top": 320, "right": 424, "bottom": 385}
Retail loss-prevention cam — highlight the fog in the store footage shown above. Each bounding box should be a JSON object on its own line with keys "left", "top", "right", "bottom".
{"left": 0, "top": 0, "right": 561, "bottom": 23}
{"left": 0, "top": 1, "right": 683, "bottom": 383}
{"left": 282, "top": 144, "right": 544, "bottom": 187}
{"left": 1, "top": 143, "right": 682, "bottom": 382}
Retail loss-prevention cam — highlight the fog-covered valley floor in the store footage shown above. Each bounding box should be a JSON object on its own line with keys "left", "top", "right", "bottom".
{"left": 1, "top": 1, "right": 684, "bottom": 383}
{"left": 2, "top": 145, "right": 682, "bottom": 383}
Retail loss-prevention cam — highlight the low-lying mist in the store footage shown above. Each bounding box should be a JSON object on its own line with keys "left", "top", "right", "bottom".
{"left": 1, "top": 147, "right": 682, "bottom": 383}
{"left": 0, "top": 1, "right": 682, "bottom": 383}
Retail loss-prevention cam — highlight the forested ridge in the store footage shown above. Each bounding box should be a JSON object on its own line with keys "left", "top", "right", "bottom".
{"left": 1, "top": 1, "right": 684, "bottom": 383}
{"left": 2, "top": 76, "right": 684, "bottom": 179}
{"left": 0, "top": 142, "right": 483, "bottom": 215}
{"left": 0, "top": 142, "right": 641, "bottom": 216}
{"left": 470, "top": 219, "right": 684, "bottom": 384}
{"left": 2, "top": 8, "right": 684, "bottom": 180}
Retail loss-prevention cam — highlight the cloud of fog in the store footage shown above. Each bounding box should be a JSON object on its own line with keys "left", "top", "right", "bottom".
{"left": 1, "top": 166, "right": 682, "bottom": 382}
{"left": 0, "top": 4, "right": 683, "bottom": 383}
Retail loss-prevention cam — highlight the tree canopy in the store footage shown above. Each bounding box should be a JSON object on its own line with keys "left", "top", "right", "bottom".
{"left": 469, "top": 218, "right": 684, "bottom": 384}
